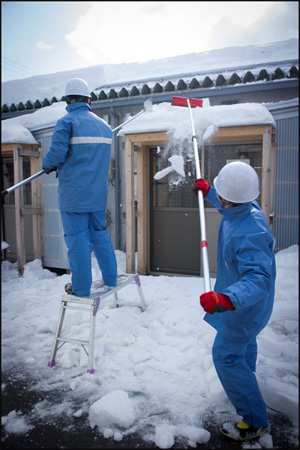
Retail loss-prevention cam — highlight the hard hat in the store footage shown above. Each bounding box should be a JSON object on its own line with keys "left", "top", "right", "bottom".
{"left": 65, "top": 78, "right": 91, "bottom": 98}
{"left": 213, "top": 161, "right": 259, "bottom": 203}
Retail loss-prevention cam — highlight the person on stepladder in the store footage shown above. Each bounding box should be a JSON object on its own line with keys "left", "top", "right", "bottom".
{"left": 43, "top": 78, "right": 117, "bottom": 297}
{"left": 193, "top": 161, "right": 276, "bottom": 442}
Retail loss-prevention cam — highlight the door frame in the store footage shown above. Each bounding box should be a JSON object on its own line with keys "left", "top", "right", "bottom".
{"left": 123, "top": 125, "right": 275, "bottom": 274}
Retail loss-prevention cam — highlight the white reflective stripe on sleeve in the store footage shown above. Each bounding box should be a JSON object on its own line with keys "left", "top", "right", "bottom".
{"left": 70, "top": 137, "right": 112, "bottom": 145}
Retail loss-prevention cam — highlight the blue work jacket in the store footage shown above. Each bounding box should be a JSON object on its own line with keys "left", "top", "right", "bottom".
{"left": 204, "top": 187, "right": 276, "bottom": 340}
{"left": 43, "top": 102, "right": 112, "bottom": 212}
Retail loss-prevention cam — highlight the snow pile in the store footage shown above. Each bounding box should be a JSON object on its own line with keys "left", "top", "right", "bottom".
{"left": 1, "top": 246, "right": 298, "bottom": 448}
{"left": 1, "top": 410, "right": 34, "bottom": 435}
{"left": 1, "top": 122, "right": 38, "bottom": 145}
{"left": 89, "top": 390, "right": 136, "bottom": 429}
{"left": 118, "top": 102, "right": 275, "bottom": 138}
{"left": 1, "top": 101, "right": 67, "bottom": 146}
{"left": 119, "top": 101, "right": 275, "bottom": 170}
{"left": 2, "top": 100, "right": 275, "bottom": 148}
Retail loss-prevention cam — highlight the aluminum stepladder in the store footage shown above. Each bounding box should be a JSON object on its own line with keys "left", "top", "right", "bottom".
{"left": 47, "top": 274, "right": 146, "bottom": 374}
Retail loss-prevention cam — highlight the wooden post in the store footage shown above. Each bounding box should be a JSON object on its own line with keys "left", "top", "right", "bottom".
{"left": 261, "top": 126, "right": 273, "bottom": 222}
{"left": 125, "top": 137, "right": 135, "bottom": 273}
{"left": 30, "top": 151, "right": 42, "bottom": 259}
{"left": 269, "top": 129, "right": 276, "bottom": 229}
{"left": 13, "top": 147, "right": 26, "bottom": 273}
{"left": 137, "top": 145, "right": 148, "bottom": 274}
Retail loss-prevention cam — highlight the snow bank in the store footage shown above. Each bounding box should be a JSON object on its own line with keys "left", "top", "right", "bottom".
{"left": 1, "top": 246, "right": 298, "bottom": 448}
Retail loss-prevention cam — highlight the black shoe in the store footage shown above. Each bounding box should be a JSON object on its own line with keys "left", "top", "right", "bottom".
{"left": 220, "top": 421, "right": 270, "bottom": 441}
{"left": 65, "top": 283, "right": 74, "bottom": 295}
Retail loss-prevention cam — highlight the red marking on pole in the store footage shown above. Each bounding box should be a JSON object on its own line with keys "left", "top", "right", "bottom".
{"left": 201, "top": 241, "right": 208, "bottom": 248}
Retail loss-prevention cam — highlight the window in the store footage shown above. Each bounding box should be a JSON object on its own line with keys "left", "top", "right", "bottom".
{"left": 151, "top": 142, "right": 262, "bottom": 208}
{"left": 2, "top": 156, "right": 32, "bottom": 206}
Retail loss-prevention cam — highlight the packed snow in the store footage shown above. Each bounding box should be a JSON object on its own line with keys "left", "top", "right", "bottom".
{"left": 1, "top": 245, "right": 298, "bottom": 448}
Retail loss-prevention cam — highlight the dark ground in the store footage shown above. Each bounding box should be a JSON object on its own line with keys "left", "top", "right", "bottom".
{"left": 1, "top": 370, "right": 298, "bottom": 450}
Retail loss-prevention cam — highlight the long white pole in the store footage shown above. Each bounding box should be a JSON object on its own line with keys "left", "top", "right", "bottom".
{"left": 187, "top": 100, "right": 211, "bottom": 292}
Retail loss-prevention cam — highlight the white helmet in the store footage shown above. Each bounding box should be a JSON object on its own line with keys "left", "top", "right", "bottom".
{"left": 65, "top": 78, "right": 91, "bottom": 98}
{"left": 213, "top": 161, "right": 259, "bottom": 203}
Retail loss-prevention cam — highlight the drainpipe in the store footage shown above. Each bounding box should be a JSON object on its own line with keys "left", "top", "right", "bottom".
{"left": 110, "top": 107, "right": 121, "bottom": 249}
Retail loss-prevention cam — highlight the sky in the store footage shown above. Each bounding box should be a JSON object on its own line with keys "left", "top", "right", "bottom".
{"left": 1, "top": 1, "right": 299, "bottom": 83}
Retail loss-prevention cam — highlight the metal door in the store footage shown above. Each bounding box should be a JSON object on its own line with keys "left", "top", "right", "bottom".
{"left": 149, "top": 143, "right": 262, "bottom": 276}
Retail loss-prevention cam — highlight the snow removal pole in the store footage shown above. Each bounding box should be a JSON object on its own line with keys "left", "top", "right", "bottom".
{"left": 171, "top": 96, "right": 211, "bottom": 292}
{"left": 1, "top": 99, "right": 153, "bottom": 197}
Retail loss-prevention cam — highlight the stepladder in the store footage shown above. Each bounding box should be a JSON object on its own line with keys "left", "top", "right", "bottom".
{"left": 47, "top": 274, "right": 146, "bottom": 374}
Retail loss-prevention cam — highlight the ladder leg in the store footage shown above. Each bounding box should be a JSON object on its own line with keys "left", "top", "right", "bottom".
{"left": 112, "top": 292, "right": 118, "bottom": 308}
{"left": 134, "top": 274, "right": 147, "bottom": 311}
{"left": 87, "top": 297, "right": 100, "bottom": 374}
{"left": 48, "top": 300, "right": 67, "bottom": 367}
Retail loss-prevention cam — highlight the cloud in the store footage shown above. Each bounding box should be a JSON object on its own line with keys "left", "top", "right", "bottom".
{"left": 209, "top": 1, "right": 299, "bottom": 49}
{"left": 64, "top": 1, "right": 298, "bottom": 65}
{"left": 36, "top": 41, "right": 55, "bottom": 51}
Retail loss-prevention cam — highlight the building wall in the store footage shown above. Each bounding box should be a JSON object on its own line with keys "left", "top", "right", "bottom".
{"left": 271, "top": 112, "right": 299, "bottom": 250}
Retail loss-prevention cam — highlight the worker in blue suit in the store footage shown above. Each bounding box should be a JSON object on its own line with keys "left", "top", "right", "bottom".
{"left": 43, "top": 78, "right": 117, "bottom": 297}
{"left": 194, "top": 161, "right": 276, "bottom": 442}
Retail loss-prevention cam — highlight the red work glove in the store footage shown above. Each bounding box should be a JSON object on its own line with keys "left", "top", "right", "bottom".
{"left": 193, "top": 179, "right": 210, "bottom": 198}
{"left": 200, "top": 291, "right": 235, "bottom": 314}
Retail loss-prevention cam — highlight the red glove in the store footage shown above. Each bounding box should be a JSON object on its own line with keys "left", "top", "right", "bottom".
{"left": 193, "top": 179, "right": 210, "bottom": 198}
{"left": 200, "top": 291, "right": 235, "bottom": 314}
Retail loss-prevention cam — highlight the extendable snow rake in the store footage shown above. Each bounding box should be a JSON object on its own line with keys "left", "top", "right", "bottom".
{"left": 171, "top": 96, "right": 211, "bottom": 292}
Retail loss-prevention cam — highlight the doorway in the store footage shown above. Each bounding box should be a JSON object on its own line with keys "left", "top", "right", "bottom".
{"left": 149, "top": 143, "right": 262, "bottom": 276}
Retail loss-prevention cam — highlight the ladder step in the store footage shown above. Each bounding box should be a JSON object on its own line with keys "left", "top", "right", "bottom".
{"left": 62, "top": 274, "right": 136, "bottom": 303}
{"left": 62, "top": 305, "right": 91, "bottom": 312}
{"left": 57, "top": 337, "right": 90, "bottom": 346}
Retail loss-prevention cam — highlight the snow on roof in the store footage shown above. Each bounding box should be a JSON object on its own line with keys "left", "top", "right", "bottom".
{"left": 1, "top": 100, "right": 275, "bottom": 145}
{"left": 1, "top": 39, "right": 298, "bottom": 106}
{"left": 1, "top": 102, "right": 67, "bottom": 144}
{"left": 1, "top": 122, "right": 38, "bottom": 145}
{"left": 118, "top": 101, "right": 276, "bottom": 140}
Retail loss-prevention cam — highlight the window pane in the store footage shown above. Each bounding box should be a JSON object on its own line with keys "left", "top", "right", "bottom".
{"left": 151, "top": 143, "right": 262, "bottom": 208}
{"left": 2, "top": 156, "right": 32, "bottom": 205}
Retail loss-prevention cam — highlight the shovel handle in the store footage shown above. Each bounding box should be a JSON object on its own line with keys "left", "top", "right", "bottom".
{"left": 186, "top": 99, "right": 211, "bottom": 292}
{"left": 1, "top": 169, "right": 47, "bottom": 196}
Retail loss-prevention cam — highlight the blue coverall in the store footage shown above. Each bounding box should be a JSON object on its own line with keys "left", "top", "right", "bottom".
{"left": 204, "top": 186, "right": 276, "bottom": 428}
{"left": 43, "top": 102, "right": 117, "bottom": 296}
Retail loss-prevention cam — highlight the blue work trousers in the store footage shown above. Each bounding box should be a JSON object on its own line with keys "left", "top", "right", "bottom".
{"left": 60, "top": 211, "right": 117, "bottom": 296}
{"left": 212, "top": 331, "right": 268, "bottom": 428}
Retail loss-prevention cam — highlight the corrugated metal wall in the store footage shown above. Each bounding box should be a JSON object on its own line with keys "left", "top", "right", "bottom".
{"left": 272, "top": 113, "right": 299, "bottom": 251}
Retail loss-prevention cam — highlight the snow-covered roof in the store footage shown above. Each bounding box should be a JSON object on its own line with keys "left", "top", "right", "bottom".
{"left": 1, "top": 39, "right": 298, "bottom": 112}
{"left": 1, "top": 101, "right": 275, "bottom": 145}
{"left": 118, "top": 102, "right": 276, "bottom": 140}
{"left": 1, "top": 102, "right": 67, "bottom": 144}
{"left": 1, "top": 122, "right": 38, "bottom": 145}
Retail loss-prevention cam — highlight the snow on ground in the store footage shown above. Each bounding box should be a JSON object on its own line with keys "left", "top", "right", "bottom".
{"left": 1, "top": 245, "right": 299, "bottom": 448}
